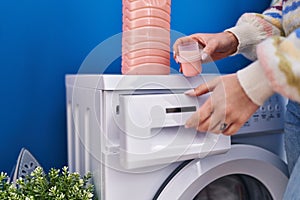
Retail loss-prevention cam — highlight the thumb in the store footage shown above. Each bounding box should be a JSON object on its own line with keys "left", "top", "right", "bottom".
{"left": 184, "top": 77, "right": 220, "bottom": 96}
{"left": 197, "top": 40, "right": 218, "bottom": 62}
{"left": 190, "top": 35, "right": 217, "bottom": 61}
{"left": 201, "top": 41, "right": 218, "bottom": 62}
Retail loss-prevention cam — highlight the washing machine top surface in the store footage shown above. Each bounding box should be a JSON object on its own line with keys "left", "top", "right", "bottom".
{"left": 65, "top": 74, "right": 217, "bottom": 91}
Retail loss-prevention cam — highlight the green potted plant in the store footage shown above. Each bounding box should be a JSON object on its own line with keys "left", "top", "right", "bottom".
{"left": 0, "top": 166, "right": 96, "bottom": 200}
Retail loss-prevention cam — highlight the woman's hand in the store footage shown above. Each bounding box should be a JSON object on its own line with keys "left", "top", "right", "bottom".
{"left": 173, "top": 32, "right": 238, "bottom": 62}
{"left": 185, "top": 74, "right": 259, "bottom": 135}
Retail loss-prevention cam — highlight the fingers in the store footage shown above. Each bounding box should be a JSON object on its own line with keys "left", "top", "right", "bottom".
{"left": 184, "top": 98, "right": 241, "bottom": 136}
{"left": 222, "top": 123, "right": 241, "bottom": 136}
{"left": 201, "top": 40, "right": 218, "bottom": 62}
{"left": 183, "top": 73, "right": 259, "bottom": 136}
{"left": 174, "top": 32, "right": 237, "bottom": 64}
{"left": 185, "top": 77, "right": 220, "bottom": 97}
{"left": 187, "top": 108, "right": 247, "bottom": 136}
{"left": 173, "top": 34, "right": 213, "bottom": 60}
{"left": 185, "top": 98, "right": 212, "bottom": 129}
{"left": 199, "top": 107, "right": 226, "bottom": 134}
{"left": 190, "top": 34, "right": 217, "bottom": 62}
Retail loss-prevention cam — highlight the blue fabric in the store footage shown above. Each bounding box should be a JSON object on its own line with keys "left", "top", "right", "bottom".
{"left": 265, "top": 12, "right": 282, "bottom": 19}
{"left": 283, "top": 0, "right": 300, "bottom": 15}
{"left": 284, "top": 100, "right": 300, "bottom": 174}
{"left": 283, "top": 100, "right": 300, "bottom": 199}
{"left": 284, "top": 147, "right": 300, "bottom": 200}
{"left": 295, "top": 28, "right": 300, "bottom": 38}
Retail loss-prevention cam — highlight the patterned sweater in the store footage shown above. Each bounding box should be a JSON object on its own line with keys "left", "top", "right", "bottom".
{"left": 227, "top": 0, "right": 300, "bottom": 105}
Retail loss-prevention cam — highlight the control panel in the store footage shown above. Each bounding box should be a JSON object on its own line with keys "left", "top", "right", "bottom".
{"left": 237, "top": 94, "right": 286, "bottom": 134}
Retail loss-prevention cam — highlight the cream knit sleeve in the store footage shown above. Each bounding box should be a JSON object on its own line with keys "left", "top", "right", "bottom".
{"left": 225, "top": 1, "right": 284, "bottom": 60}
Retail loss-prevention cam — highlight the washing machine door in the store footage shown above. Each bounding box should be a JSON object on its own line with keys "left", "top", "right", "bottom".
{"left": 154, "top": 144, "right": 288, "bottom": 200}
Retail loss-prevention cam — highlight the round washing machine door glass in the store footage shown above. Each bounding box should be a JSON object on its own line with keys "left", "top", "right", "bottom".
{"left": 194, "top": 174, "right": 272, "bottom": 199}
{"left": 154, "top": 145, "right": 288, "bottom": 200}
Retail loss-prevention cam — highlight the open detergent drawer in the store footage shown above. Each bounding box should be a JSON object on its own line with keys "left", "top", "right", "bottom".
{"left": 118, "top": 93, "right": 231, "bottom": 169}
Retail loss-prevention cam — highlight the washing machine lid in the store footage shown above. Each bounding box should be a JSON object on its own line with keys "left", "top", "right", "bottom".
{"left": 155, "top": 145, "right": 288, "bottom": 200}
{"left": 65, "top": 74, "right": 218, "bottom": 91}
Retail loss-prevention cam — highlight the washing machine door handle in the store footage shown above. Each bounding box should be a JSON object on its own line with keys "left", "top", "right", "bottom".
{"left": 119, "top": 93, "right": 201, "bottom": 134}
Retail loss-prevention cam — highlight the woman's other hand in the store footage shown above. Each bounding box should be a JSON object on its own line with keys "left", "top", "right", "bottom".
{"left": 184, "top": 74, "right": 259, "bottom": 135}
{"left": 173, "top": 32, "right": 238, "bottom": 62}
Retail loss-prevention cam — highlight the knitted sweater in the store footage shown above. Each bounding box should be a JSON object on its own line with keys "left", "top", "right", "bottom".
{"left": 226, "top": 0, "right": 300, "bottom": 105}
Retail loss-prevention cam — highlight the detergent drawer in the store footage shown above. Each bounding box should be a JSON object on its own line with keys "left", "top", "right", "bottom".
{"left": 118, "top": 93, "right": 230, "bottom": 169}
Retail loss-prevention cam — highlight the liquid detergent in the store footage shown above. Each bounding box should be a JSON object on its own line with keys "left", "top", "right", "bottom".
{"left": 122, "top": 0, "right": 171, "bottom": 75}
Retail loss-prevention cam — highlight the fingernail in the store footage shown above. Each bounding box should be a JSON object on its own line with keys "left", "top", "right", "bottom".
{"left": 184, "top": 89, "right": 195, "bottom": 96}
{"left": 201, "top": 52, "right": 208, "bottom": 61}
{"left": 173, "top": 51, "right": 178, "bottom": 58}
{"left": 185, "top": 120, "right": 192, "bottom": 128}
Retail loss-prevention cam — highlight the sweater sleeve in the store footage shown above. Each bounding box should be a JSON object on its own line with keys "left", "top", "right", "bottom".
{"left": 225, "top": 0, "right": 284, "bottom": 60}
{"left": 237, "top": 28, "right": 300, "bottom": 105}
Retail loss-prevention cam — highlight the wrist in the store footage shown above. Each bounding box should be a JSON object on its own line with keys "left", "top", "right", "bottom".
{"left": 224, "top": 31, "right": 239, "bottom": 55}
{"left": 237, "top": 61, "right": 274, "bottom": 106}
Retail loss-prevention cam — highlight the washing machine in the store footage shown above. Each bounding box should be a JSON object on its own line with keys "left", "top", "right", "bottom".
{"left": 65, "top": 74, "right": 288, "bottom": 200}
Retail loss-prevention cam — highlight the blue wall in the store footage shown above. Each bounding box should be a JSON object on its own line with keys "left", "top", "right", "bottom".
{"left": 0, "top": 0, "right": 271, "bottom": 173}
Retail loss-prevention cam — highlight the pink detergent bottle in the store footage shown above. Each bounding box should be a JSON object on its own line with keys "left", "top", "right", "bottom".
{"left": 122, "top": 0, "right": 171, "bottom": 75}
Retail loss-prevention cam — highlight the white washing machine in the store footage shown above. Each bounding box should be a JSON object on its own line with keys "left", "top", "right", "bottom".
{"left": 66, "top": 74, "right": 288, "bottom": 200}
